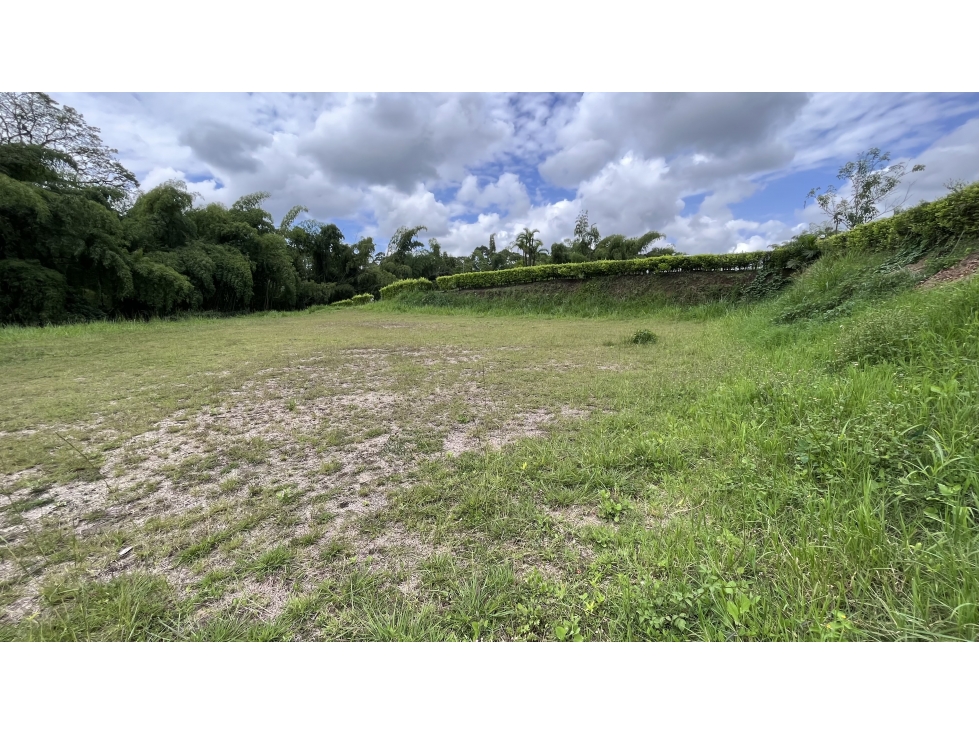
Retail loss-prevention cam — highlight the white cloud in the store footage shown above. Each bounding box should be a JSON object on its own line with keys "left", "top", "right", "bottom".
{"left": 43, "top": 92, "right": 979, "bottom": 257}
{"left": 363, "top": 184, "right": 451, "bottom": 242}
{"left": 454, "top": 172, "right": 530, "bottom": 216}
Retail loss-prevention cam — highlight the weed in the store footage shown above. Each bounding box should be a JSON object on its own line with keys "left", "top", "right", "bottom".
{"left": 249, "top": 546, "right": 294, "bottom": 579}
{"left": 319, "top": 460, "right": 342, "bottom": 475}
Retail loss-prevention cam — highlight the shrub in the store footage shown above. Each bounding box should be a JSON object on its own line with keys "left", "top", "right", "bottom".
{"left": 379, "top": 277, "right": 435, "bottom": 300}
{"left": 434, "top": 252, "right": 767, "bottom": 291}
{"left": 332, "top": 298, "right": 354, "bottom": 307}
{"left": 631, "top": 329, "right": 658, "bottom": 345}
{"left": 351, "top": 293, "right": 374, "bottom": 305}
{"left": 832, "top": 307, "right": 926, "bottom": 367}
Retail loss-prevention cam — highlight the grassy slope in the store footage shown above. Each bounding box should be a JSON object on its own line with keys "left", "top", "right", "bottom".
{"left": 1, "top": 251, "right": 978, "bottom": 640}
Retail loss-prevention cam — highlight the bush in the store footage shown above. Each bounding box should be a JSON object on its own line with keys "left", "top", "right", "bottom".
{"left": 435, "top": 252, "right": 767, "bottom": 291}
{"left": 332, "top": 298, "right": 354, "bottom": 307}
{"left": 379, "top": 277, "right": 435, "bottom": 300}
{"left": 631, "top": 329, "right": 658, "bottom": 345}
{"left": 832, "top": 307, "right": 926, "bottom": 367}
{"left": 351, "top": 293, "right": 374, "bottom": 305}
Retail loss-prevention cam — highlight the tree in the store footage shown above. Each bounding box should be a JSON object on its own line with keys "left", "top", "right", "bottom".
{"left": 593, "top": 231, "right": 668, "bottom": 260}
{"left": 278, "top": 205, "right": 309, "bottom": 235}
{"left": 124, "top": 180, "right": 198, "bottom": 251}
{"left": 387, "top": 225, "right": 428, "bottom": 257}
{"left": 805, "top": 148, "right": 925, "bottom": 232}
{"left": 1, "top": 141, "right": 136, "bottom": 321}
{"left": 513, "top": 227, "right": 547, "bottom": 266}
{"left": 571, "top": 210, "right": 601, "bottom": 258}
{"left": 0, "top": 93, "right": 139, "bottom": 207}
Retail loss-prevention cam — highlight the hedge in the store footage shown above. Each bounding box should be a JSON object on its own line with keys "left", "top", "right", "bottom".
{"left": 820, "top": 182, "right": 979, "bottom": 255}
{"left": 379, "top": 277, "right": 436, "bottom": 300}
{"left": 435, "top": 252, "right": 767, "bottom": 291}
{"left": 332, "top": 293, "right": 374, "bottom": 307}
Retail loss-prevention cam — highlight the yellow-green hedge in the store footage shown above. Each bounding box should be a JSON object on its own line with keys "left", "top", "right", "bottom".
{"left": 821, "top": 182, "right": 979, "bottom": 254}
{"left": 379, "top": 277, "right": 436, "bottom": 300}
{"left": 435, "top": 252, "right": 767, "bottom": 291}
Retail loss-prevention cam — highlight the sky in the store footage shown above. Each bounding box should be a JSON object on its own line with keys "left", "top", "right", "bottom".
{"left": 53, "top": 92, "right": 979, "bottom": 256}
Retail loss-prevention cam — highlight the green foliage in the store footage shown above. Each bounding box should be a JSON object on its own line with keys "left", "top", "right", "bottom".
{"left": 124, "top": 182, "right": 197, "bottom": 251}
{"left": 631, "top": 329, "right": 658, "bottom": 345}
{"left": 0, "top": 258, "right": 68, "bottom": 324}
{"left": 514, "top": 227, "right": 546, "bottom": 267}
{"left": 18, "top": 574, "right": 176, "bottom": 641}
{"left": 1, "top": 142, "right": 135, "bottom": 322}
{"left": 822, "top": 181, "right": 979, "bottom": 257}
{"left": 833, "top": 306, "right": 927, "bottom": 367}
{"left": 379, "top": 277, "right": 435, "bottom": 300}
{"left": 297, "top": 280, "right": 333, "bottom": 308}
{"left": 806, "top": 148, "right": 925, "bottom": 232}
{"left": 129, "top": 255, "right": 195, "bottom": 315}
{"left": 773, "top": 251, "right": 920, "bottom": 323}
{"left": 594, "top": 232, "right": 671, "bottom": 261}
{"left": 329, "top": 293, "right": 374, "bottom": 306}
{"left": 148, "top": 242, "right": 253, "bottom": 311}
{"left": 436, "top": 252, "right": 766, "bottom": 291}
{"left": 0, "top": 92, "right": 139, "bottom": 206}
{"left": 385, "top": 270, "right": 753, "bottom": 318}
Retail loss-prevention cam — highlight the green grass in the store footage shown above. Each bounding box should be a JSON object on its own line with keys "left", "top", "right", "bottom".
{"left": 2, "top": 256, "right": 978, "bottom": 640}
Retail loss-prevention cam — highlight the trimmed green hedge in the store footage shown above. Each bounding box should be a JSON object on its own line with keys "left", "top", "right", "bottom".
{"left": 821, "top": 182, "right": 979, "bottom": 255}
{"left": 332, "top": 293, "right": 374, "bottom": 307}
{"left": 379, "top": 277, "right": 435, "bottom": 300}
{"left": 435, "top": 252, "right": 767, "bottom": 291}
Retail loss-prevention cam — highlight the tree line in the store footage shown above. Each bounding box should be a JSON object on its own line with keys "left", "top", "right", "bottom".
{"left": 0, "top": 92, "right": 677, "bottom": 325}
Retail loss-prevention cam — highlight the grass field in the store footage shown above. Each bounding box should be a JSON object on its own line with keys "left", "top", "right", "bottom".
{"left": 2, "top": 262, "right": 978, "bottom": 640}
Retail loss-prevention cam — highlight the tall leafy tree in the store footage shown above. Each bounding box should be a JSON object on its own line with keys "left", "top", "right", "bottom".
{"left": 0, "top": 92, "right": 139, "bottom": 209}
{"left": 806, "top": 148, "right": 925, "bottom": 231}
{"left": 571, "top": 210, "right": 601, "bottom": 259}
{"left": 1, "top": 142, "right": 135, "bottom": 322}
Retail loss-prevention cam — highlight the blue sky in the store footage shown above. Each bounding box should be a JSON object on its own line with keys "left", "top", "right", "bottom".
{"left": 54, "top": 92, "right": 979, "bottom": 255}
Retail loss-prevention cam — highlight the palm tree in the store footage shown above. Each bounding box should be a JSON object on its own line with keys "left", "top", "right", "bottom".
{"left": 514, "top": 227, "right": 547, "bottom": 266}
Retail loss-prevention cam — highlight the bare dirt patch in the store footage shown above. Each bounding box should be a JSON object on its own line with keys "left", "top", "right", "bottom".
{"left": 919, "top": 251, "right": 979, "bottom": 289}
{"left": 2, "top": 344, "right": 595, "bottom": 629}
{"left": 443, "top": 407, "right": 589, "bottom": 456}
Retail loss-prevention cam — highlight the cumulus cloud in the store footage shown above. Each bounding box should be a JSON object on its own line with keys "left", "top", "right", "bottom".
{"left": 179, "top": 121, "right": 272, "bottom": 173}
{"left": 454, "top": 172, "right": 530, "bottom": 216}
{"left": 539, "top": 93, "right": 809, "bottom": 184}
{"left": 47, "top": 92, "right": 979, "bottom": 257}
{"left": 298, "top": 94, "right": 512, "bottom": 190}
{"left": 363, "top": 184, "right": 451, "bottom": 241}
